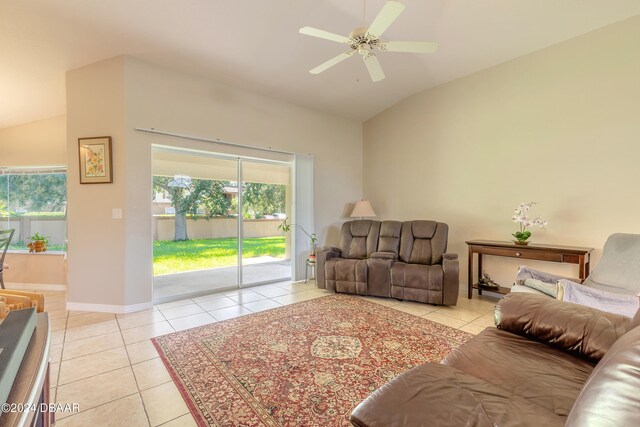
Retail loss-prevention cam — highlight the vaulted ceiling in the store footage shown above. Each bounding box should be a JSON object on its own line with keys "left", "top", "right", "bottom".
{"left": 1, "top": 0, "right": 639, "bottom": 128}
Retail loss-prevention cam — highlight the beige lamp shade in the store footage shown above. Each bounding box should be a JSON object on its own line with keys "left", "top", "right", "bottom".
{"left": 350, "top": 200, "right": 377, "bottom": 218}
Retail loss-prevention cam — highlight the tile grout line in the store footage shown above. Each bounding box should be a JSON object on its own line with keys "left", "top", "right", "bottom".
{"left": 116, "top": 311, "right": 154, "bottom": 427}
{"left": 55, "top": 391, "right": 142, "bottom": 424}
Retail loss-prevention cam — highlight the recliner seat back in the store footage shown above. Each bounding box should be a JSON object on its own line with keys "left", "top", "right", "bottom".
{"left": 399, "top": 221, "right": 449, "bottom": 265}
{"left": 339, "top": 220, "right": 381, "bottom": 259}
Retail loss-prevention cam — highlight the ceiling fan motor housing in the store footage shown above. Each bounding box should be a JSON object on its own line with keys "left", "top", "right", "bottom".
{"left": 349, "top": 27, "right": 380, "bottom": 52}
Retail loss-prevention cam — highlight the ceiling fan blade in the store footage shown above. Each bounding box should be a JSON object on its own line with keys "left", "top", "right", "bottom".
{"left": 299, "top": 26, "right": 350, "bottom": 44}
{"left": 310, "top": 51, "right": 355, "bottom": 74}
{"left": 363, "top": 54, "right": 385, "bottom": 82}
{"left": 366, "top": 1, "right": 406, "bottom": 38}
{"left": 379, "top": 41, "right": 438, "bottom": 53}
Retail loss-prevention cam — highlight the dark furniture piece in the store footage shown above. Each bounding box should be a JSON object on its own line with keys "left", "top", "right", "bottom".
{"left": 0, "top": 313, "right": 52, "bottom": 427}
{"left": 350, "top": 293, "right": 640, "bottom": 427}
{"left": 466, "top": 240, "right": 593, "bottom": 299}
{"left": 317, "top": 220, "right": 459, "bottom": 305}
{"left": 0, "top": 229, "right": 15, "bottom": 290}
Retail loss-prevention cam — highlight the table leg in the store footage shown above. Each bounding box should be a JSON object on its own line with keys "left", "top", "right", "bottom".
{"left": 578, "top": 255, "right": 589, "bottom": 283}
{"left": 584, "top": 258, "right": 590, "bottom": 278}
{"left": 467, "top": 249, "right": 473, "bottom": 299}
{"left": 477, "top": 254, "right": 483, "bottom": 295}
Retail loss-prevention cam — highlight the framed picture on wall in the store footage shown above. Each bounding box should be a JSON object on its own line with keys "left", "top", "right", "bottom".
{"left": 78, "top": 136, "right": 113, "bottom": 184}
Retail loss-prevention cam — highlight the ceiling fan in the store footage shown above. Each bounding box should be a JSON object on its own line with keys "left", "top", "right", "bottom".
{"left": 299, "top": 0, "right": 437, "bottom": 82}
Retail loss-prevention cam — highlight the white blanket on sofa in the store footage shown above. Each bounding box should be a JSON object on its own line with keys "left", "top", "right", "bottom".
{"left": 558, "top": 279, "right": 640, "bottom": 318}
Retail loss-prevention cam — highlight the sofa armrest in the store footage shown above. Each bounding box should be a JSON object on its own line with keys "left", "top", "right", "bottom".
{"left": 442, "top": 253, "right": 459, "bottom": 305}
{"left": 315, "top": 247, "right": 341, "bottom": 289}
{"left": 495, "top": 293, "right": 629, "bottom": 361}
{"left": 370, "top": 251, "right": 398, "bottom": 260}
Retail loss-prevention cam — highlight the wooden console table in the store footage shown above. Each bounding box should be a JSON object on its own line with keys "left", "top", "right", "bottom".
{"left": 466, "top": 240, "right": 593, "bottom": 299}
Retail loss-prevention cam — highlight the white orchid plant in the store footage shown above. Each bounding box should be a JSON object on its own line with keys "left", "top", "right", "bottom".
{"left": 512, "top": 202, "right": 547, "bottom": 244}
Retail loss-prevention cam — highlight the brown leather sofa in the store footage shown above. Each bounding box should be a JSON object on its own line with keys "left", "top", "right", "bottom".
{"left": 350, "top": 293, "right": 640, "bottom": 426}
{"left": 316, "top": 220, "right": 459, "bottom": 305}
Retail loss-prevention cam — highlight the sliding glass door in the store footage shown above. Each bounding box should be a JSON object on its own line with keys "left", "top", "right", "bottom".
{"left": 152, "top": 148, "right": 239, "bottom": 300}
{"left": 240, "top": 159, "right": 292, "bottom": 287}
{"left": 152, "top": 146, "right": 292, "bottom": 301}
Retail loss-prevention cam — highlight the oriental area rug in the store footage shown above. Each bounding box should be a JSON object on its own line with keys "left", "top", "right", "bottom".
{"left": 152, "top": 294, "right": 471, "bottom": 426}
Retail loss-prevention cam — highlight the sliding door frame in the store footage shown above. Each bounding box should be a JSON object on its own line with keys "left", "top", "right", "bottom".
{"left": 151, "top": 144, "right": 296, "bottom": 302}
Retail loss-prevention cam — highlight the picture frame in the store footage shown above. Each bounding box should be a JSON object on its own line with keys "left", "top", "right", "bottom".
{"left": 78, "top": 136, "right": 113, "bottom": 184}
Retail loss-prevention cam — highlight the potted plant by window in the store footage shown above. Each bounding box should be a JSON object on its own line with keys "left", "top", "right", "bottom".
{"left": 278, "top": 218, "right": 317, "bottom": 262}
{"left": 27, "top": 232, "right": 48, "bottom": 253}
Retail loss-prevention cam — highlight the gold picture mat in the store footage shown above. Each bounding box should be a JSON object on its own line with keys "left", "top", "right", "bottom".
{"left": 78, "top": 136, "right": 113, "bottom": 184}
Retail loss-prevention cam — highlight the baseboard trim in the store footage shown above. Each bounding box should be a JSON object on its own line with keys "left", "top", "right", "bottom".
{"left": 6, "top": 282, "right": 67, "bottom": 292}
{"left": 66, "top": 300, "right": 154, "bottom": 314}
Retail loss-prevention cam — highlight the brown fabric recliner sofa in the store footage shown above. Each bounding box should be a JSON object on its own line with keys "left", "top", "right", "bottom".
{"left": 316, "top": 219, "right": 459, "bottom": 305}
{"left": 350, "top": 293, "right": 640, "bottom": 427}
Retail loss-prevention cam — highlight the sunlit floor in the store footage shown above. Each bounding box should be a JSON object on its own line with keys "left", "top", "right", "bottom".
{"left": 153, "top": 258, "right": 291, "bottom": 300}
{"left": 40, "top": 284, "right": 499, "bottom": 426}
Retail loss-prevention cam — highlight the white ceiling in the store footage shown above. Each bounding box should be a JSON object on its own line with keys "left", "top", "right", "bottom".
{"left": 1, "top": 0, "right": 639, "bottom": 128}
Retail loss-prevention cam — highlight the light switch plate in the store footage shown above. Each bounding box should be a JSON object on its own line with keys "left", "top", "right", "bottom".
{"left": 112, "top": 208, "right": 122, "bottom": 219}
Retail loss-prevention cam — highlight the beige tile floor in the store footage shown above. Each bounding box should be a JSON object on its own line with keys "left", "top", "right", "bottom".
{"left": 42, "top": 282, "right": 499, "bottom": 426}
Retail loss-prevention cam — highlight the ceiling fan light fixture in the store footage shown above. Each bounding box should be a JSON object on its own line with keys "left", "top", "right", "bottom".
{"left": 299, "top": 0, "right": 437, "bottom": 82}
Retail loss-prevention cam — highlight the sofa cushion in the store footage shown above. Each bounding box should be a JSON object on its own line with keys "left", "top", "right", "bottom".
{"left": 325, "top": 258, "right": 367, "bottom": 294}
{"left": 411, "top": 220, "right": 437, "bottom": 239}
{"left": 339, "top": 220, "right": 380, "bottom": 259}
{"left": 350, "top": 363, "right": 565, "bottom": 427}
{"left": 391, "top": 263, "right": 443, "bottom": 290}
{"left": 391, "top": 263, "right": 445, "bottom": 304}
{"left": 399, "top": 221, "right": 448, "bottom": 264}
{"left": 377, "top": 220, "right": 402, "bottom": 254}
{"left": 495, "top": 293, "right": 629, "bottom": 361}
{"left": 443, "top": 328, "right": 595, "bottom": 417}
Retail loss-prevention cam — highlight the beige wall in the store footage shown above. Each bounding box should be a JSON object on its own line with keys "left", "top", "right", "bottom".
{"left": 3, "top": 252, "right": 66, "bottom": 287}
{"left": 66, "top": 56, "right": 363, "bottom": 309}
{"left": 363, "top": 16, "right": 640, "bottom": 288}
{"left": 66, "top": 57, "right": 128, "bottom": 307}
{"left": 0, "top": 115, "right": 67, "bottom": 166}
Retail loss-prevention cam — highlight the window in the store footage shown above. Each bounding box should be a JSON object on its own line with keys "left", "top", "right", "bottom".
{"left": 0, "top": 166, "right": 67, "bottom": 251}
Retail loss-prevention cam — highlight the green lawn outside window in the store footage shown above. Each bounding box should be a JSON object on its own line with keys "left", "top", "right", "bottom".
{"left": 153, "top": 236, "right": 286, "bottom": 275}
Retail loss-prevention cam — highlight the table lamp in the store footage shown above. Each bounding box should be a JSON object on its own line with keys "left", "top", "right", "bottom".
{"left": 350, "top": 200, "right": 377, "bottom": 219}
